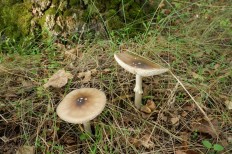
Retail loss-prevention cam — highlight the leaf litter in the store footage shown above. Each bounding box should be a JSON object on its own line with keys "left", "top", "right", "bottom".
{"left": 43, "top": 69, "right": 73, "bottom": 88}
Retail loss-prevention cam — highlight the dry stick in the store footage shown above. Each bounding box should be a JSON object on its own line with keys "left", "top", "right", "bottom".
{"left": 169, "top": 70, "right": 219, "bottom": 139}
{"left": 0, "top": 114, "right": 8, "bottom": 123}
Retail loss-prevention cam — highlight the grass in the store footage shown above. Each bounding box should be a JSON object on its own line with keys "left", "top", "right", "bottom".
{"left": 0, "top": 0, "right": 232, "bottom": 153}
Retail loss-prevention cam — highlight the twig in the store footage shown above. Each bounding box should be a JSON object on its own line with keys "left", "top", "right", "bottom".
{"left": 169, "top": 70, "right": 219, "bottom": 139}
{"left": 0, "top": 114, "right": 8, "bottom": 123}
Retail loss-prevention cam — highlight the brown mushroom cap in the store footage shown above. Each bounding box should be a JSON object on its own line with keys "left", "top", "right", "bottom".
{"left": 114, "top": 52, "right": 168, "bottom": 76}
{"left": 56, "top": 88, "right": 106, "bottom": 124}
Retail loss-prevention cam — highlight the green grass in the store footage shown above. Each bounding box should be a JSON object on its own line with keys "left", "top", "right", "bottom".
{"left": 0, "top": 0, "right": 232, "bottom": 153}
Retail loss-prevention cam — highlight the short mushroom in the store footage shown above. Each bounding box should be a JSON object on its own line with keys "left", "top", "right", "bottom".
{"left": 56, "top": 88, "right": 106, "bottom": 134}
{"left": 114, "top": 52, "right": 168, "bottom": 109}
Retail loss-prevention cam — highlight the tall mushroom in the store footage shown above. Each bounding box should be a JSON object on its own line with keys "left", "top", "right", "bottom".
{"left": 56, "top": 88, "right": 106, "bottom": 134}
{"left": 114, "top": 52, "right": 168, "bottom": 109}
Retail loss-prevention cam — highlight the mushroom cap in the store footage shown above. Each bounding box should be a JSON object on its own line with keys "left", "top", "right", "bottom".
{"left": 114, "top": 52, "right": 168, "bottom": 77}
{"left": 56, "top": 88, "right": 106, "bottom": 124}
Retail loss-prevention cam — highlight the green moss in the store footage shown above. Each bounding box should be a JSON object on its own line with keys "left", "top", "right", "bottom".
{"left": 106, "top": 0, "right": 121, "bottom": 9}
{"left": 69, "top": 0, "right": 79, "bottom": 6}
{"left": 0, "top": 1, "right": 33, "bottom": 39}
{"left": 105, "top": 9, "right": 117, "bottom": 18}
{"left": 107, "top": 15, "right": 124, "bottom": 30}
{"left": 52, "top": 0, "right": 60, "bottom": 5}
{"left": 45, "top": 7, "right": 58, "bottom": 16}
{"left": 128, "top": 3, "right": 144, "bottom": 19}
{"left": 54, "top": 25, "right": 62, "bottom": 33}
{"left": 63, "top": 10, "right": 72, "bottom": 17}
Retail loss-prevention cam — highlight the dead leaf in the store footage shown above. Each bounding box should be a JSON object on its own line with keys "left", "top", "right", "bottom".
{"left": 191, "top": 72, "right": 204, "bottom": 81}
{"left": 176, "top": 150, "right": 187, "bottom": 154}
{"left": 225, "top": 100, "right": 232, "bottom": 110}
{"left": 56, "top": 45, "right": 83, "bottom": 60}
{"left": 129, "top": 134, "right": 154, "bottom": 149}
{"left": 170, "top": 116, "right": 180, "bottom": 125}
{"left": 183, "top": 104, "right": 195, "bottom": 112}
{"left": 180, "top": 132, "right": 189, "bottom": 151}
{"left": 140, "top": 134, "right": 154, "bottom": 149}
{"left": 194, "top": 52, "right": 204, "bottom": 58}
{"left": 176, "top": 150, "right": 200, "bottom": 154}
{"left": 146, "top": 100, "right": 156, "bottom": 111}
{"left": 181, "top": 111, "right": 188, "bottom": 117}
{"left": 159, "top": 113, "right": 167, "bottom": 121}
{"left": 16, "top": 146, "right": 34, "bottom": 154}
{"left": 64, "top": 49, "right": 77, "bottom": 60}
{"left": 77, "top": 70, "right": 91, "bottom": 83}
{"left": 101, "top": 68, "right": 111, "bottom": 74}
{"left": 191, "top": 119, "right": 219, "bottom": 138}
{"left": 141, "top": 112, "right": 150, "bottom": 119}
{"left": 55, "top": 43, "right": 66, "bottom": 51}
{"left": 129, "top": 138, "right": 141, "bottom": 148}
{"left": 90, "top": 69, "right": 98, "bottom": 75}
{"left": 43, "top": 70, "right": 73, "bottom": 88}
{"left": 214, "top": 64, "right": 220, "bottom": 69}
{"left": 141, "top": 106, "right": 151, "bottom": 114}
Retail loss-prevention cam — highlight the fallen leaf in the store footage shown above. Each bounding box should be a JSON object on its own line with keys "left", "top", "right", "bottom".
{"left": 171, "top": 116, "right": 180, "bottom": 125}
{"left": 141, "top": 112, "right": 150, "bottom": 119}
{"left": 60, "top": 46, "right": 83, "bottom": 60}
{"left": 140, "top": 134, "right": 154, "bottom": 149}
{"left": 141, "top": 106, "right": 151, "bottom": 114}
{"left": 191, "top": 72, "right": 204, "bottom": 81}
{"left": 191, "top": 119, "right": 219, "bottom": 138}
{"left": 225, "top": 100, "right": 232, "bottom": 110}
{"left": 16, "top": 146, "right": 34, "bottom": 154}
{"left": 214, "top": 64, "right": 220, "bottom": 69}
{"left": 186, "top": 150, "right": 200, "bottom": 154}
{"left": 181, "top": 111, "right": 188, "bottom": 117}
{"left": 183, "top": 104, "right": 195, "bottom": 112}
{"left": 55, "top": 43, "right": 66, "bottom": 51}
{"left": 159, "top": 113, "right": 167, "bottom": 121}
{"left": 129, "top": 134, "right": 154, "bottom": 149}
{"left": 180, "top": 132, "right": 189, "bottom": 151}
{"left": 194, "top": 52, "right": 204, "bottom": 58}
{"left": 129, "top": 138, "right": 141, "bottom": 148}
{"left": 146, "top": 100, "right": 156, "bottom": 111}
{"left": 90, "top": 69, "right": 98, "bottom": 75}
{"left": 176, "top": 150, "right": 187, "bottom": 154}
{"left": 102, "top": 68, "right": 111, "bottom": 74}
{"left": 43, "top": 70, "right": 73, "bottom": 88}
{"left": 77, "top": 70, "right": 91, "bottom": 83}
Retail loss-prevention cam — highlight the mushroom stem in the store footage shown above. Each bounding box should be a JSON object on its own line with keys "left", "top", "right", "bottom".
{"left": 134, "top": 74, "right": 143, "bottom": 109}
{"left": 83, "top": 122, "right": 92, "bottom": 134}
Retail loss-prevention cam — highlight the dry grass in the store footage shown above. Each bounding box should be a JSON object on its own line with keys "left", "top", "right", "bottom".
{"left": 0, "top": 1, "right": 232, "bottom": 154}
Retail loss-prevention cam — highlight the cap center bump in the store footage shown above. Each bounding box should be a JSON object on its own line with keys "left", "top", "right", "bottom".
{"left": 132, "top": 61, "right": 142, "bottom": 67}
{"left": 76, "top": 97, "right": 87, "bottom": 106}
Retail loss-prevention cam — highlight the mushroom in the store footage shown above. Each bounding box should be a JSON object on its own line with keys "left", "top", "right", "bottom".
{"left": 114, "top": 52, "right": 168, "bottom": 109}
{"left": 56, "top": 88, "right": 106, "bottom": 134}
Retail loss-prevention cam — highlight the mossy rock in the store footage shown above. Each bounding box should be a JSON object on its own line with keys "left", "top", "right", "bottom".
{"left": 0, "top": 0, "right": 161, "bottom": 42}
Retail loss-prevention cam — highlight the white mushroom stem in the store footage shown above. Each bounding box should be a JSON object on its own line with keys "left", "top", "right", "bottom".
{"left": 134, "top": 74, "right": 143, "bottom": 109}
{"left": 83, "top": 122, "right": 92, "bottom": 134}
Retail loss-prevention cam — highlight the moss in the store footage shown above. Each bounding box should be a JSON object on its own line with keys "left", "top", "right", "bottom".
{"left": 38, "top": 7, "right": 58, "bottom": 25}
{"left": 105, "top": 9, "right": 117, "bottom": 18}
{"left": 69, "top": 0, "right": 79, "bottom": 6}
{"left": 52, "top": 0, "right": 60, "bottom": 5}
{"left": 107, "top": 15, "right": 124, "bottom": 30}
{"left": 0, "top": 1, "right": 33, "bottom": 39}
{"left": 106, "top": 0, "right": 121, "bottom": 9}
{"left": 63, "top": 9, "right": 74, "bottom": 17}
{"left": 128, "top": 2, "right": 144, "bottom": 19}
{"left": 45, "top": 7, "right": 58, "bottom": 16}
{"left": 54, "top": 25, "right": 62, "bottom": 33}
